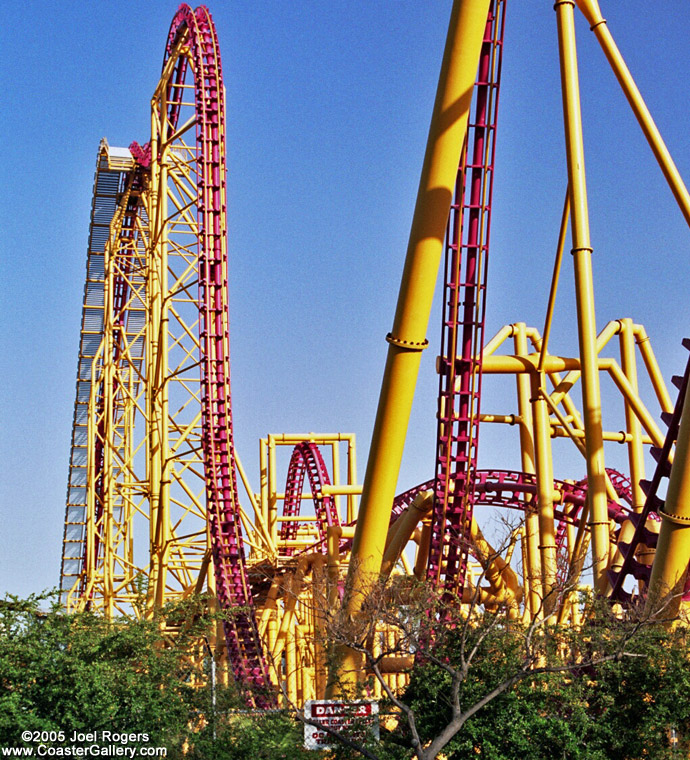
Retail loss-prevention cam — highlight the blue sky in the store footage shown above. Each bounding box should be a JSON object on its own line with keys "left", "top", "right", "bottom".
{"left": 2, "top": 1, "right": 690, "bottom": 599}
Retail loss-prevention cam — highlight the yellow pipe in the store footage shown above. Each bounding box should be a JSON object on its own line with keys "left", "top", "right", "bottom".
{"left": 344, "top": 0, "right": 491, "bottom": 602}
{"left": 309, "top": 554, "right": 327, "bottom": 699}
{"left": 513, "top": 324, "right": 541, "bottom": 619}
{"left": 330, "top": 441, "right": 342, "bottom": 523}
{"left": 633, "top": 324, "right": 673, "bottom": 413}
{"left": 380, "top": 490, "right": 434, "bottom": 579}
{"left": 235, "top": 450, "right": 276, "bottom": 557}
{"left": 259, "top": 438, "right": 270, "bottom": 538}
{"left": 478, "top": 413, "right": 522, "bottom": 425}
{"left": 321, "top": 484, "right": 363, "bottom": 496}
{"left": 271, "top": 562, "right": 307, "bottom": 661}
{"left": 268, "top": 432, "right": 356, "bottom": 445}
{"left": 483, "top": 323, "right": 515, "bottom": 357}
{"left": 550, "top": 427, "right": 653, "bottom": 445}
{"left": 346, "top": 437, "right": 358, "bottom": 523}
{"left": 544, "top": 319, "right": 620, "bottom": 408}
{"left": 527, "top": 327, "right": 586, "bottom": 441}
{"left": 575, "top": 0, "right": 690, "bottom": 229}
{"left": 619, "top": 318, "right": 646, "bottom": 508}
{"left": 600, "top": 359, "right": 666, "bottom": 449}
{"left": 483, "top": 354, "right": 581, "bottom": 374}
{"left": 538, "top": 188, "right": 570, "bottom": 372}
{"left": 646, "top": 392, "right": 690, "bottom": 617}
{"left": 562, "top": 520, "right": 577, "bottom": 623}
{"left": 327, "top": 526, "right": 342, "bottom": 610}
{"left": 556, "top": 0, "right": 609, "bottom": 594}
{"left": 414, "top": 520, "right": 432, "bottom": 580}
{"left": 530, "top": 372, "right": 558, "bottom": 607}
{"left": 470, "top": 518, "right": 523, "bottom": 611}
{"left": 268, "top": 437, "right": 278, "bottom": 545}
{"left": 333, "top": 0, "right": 492, "bottom": 695}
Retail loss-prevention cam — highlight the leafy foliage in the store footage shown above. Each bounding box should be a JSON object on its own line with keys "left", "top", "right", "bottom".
{"left": 0, "top": 593, "right": 210, "bottom": 751}
{"left": 398, "top": 600, "right": 690, "bottom": 760}
{"left": 187, "top": 709, "right": 313, "bottom": 760}
{"left": 3, "top": 589, "right": 690, "bottom": 759}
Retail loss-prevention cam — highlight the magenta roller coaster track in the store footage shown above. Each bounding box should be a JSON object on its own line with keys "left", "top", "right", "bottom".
{"left": 74, "top": 1, "right": 683, "bottom": 706}
{"left": 280, "top": 442, "right": 341, "bottom": 556}
{"left": 430, "top": 0, "right": 506, "bottom": 595}
{"left": 161, "top": 4, "right": 270, "bottom": 700}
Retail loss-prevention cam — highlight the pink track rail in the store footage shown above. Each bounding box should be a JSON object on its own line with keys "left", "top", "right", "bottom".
{"left": 163, "top": 4, "right": 269, "bottom": 702}
{"left": 280, "top": 442, "right": 340, "bottom": 556}
{"left": 429, "top": 0, "right": 506, "bottom": 596}
{"left": 393, "top": 468, "right": 635, "bottom": 576}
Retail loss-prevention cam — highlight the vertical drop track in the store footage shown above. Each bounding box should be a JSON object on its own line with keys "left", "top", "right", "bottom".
{"left": 160, "top": 4, "right": 269, "bottom": 700}
{"left": 429, "top": 0, "right": 506, "bottom": 596}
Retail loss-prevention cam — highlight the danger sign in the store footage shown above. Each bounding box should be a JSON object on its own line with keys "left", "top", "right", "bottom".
{"left": 304, "top": 699, "right": 379, "bottom": 750}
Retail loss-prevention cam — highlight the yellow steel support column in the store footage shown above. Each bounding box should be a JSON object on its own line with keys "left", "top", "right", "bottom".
{"left": 85, "top": 354, "right": 100, "bottom": 606}
{"left": 347, "top": 439, "right": 358, "bottom": 523}
{"left": 380, "top": 490, "right": 433, "bottom": 579}
{"left": 513, "top": 324, "right": 542, "bottom": 618}
{"left": 268, "top": 436, "right": 278, "bottom": 546}
{"left": 575, "top": 0, "right": 690, "bottom": 229}
{"left": 332, "top": 0, "right": 491, "bottom": 694}
{"left": 102, "top": 216, "right": 116, "bottom": 618}
{"left": 530, "top": 372, "right": 557, "bottom": 607}
{"left": 619, "top": 319, "right": 646, "bottom": 508}
{"left": 647, "top": 395, "right": 690, "bottom": 616}
{"left": 555, "top": 0, "right": 610, "bottom": 593}
{"left": 147, "top": 110, "right": 172, "bottom": 611}
{"left": 633, "top": 325, "right": 674, "bottom": 414}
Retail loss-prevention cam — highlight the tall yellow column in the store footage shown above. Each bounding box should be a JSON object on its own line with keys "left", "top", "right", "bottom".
{"left": 619, "top": 319, "right": 646, "bottom": 508}
{"left": 147, "top": 103, "right": 172, "bottom": 611}
{"left": 555, "top": 0, "right": 610, "bottom": 594}
{"left": 331, "top": 0, "right": 491, "bottom": 694}
{"left": 647, "top": 397, "right": 690, "bottom": 616}
{"left": 530, "top": 372, "right": 557, "bottom": 608}
{"left": 513, "top": 324, "right": 542, "bottom": 618}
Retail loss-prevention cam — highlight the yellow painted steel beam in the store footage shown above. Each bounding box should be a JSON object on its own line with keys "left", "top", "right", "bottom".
{"left": 530, "top": 371, "right": 558, "bottom": 608}
{"left": 599, "top": 359, "right": 666, "bottom": 449}
{"left": 556, "top": 0, "right": 609, "bottom": 593}
{"left": 483, "top": 354, "right": 581, "bottom": 374}
{"left": 538, "top": 189, "right": 570, "bottom": 372}
{"left": 320, "top": 484, "right": 363, "bottom": 496}
{"left": 380, "top": 490, "right": 433, "bottom": 579}
{"left": 575, "top": 0, "right": 690, "bottom": 229}
{"left": 647, "top": 394, "right": 690, "bottom": 617}
{"left": 550, "top": 426, "right": 653, "bottom": 445}
{"left": 619, "top": 318, "right": 646, "bottom": 508}
{"left": 513, "top": 324, "right": 542, "bottom": 620}
{"left": 482, "top": 324, "right": 515, "bottom": 357}
{"left": 633, "top": 324, "right": 674, "bottom": 414}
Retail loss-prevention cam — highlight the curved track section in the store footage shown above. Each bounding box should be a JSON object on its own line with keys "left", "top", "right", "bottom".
{"left": 163, "top": 5, "right": 268, "bottom": 699}
{"left": 280, "top": 442, "right": 340, "bottom": 555}
{"left": 390, "top": 469, "right": 639, "bottom": 573}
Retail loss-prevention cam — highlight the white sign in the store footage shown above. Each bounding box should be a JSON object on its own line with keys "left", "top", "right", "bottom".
{"left": 304, "top": 699, "right": 379, "bottom": 750}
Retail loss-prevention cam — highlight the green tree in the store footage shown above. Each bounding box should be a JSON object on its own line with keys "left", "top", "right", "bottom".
{"left": 0, "top": 592, "right": 316, "bottom": 758}
{"left": 0, "top": 592, "right": 211, "bottom": 752}
{"left": 187, "top": 707, "right": 314, "bottom": 760}
{"left": 302, "top": 569, "right": 690, "bottom": 760}
{"left": 395, "top": 595, "right": 690, "bottom": 760}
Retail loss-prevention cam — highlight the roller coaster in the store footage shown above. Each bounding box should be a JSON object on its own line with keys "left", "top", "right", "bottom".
{"left": 60, "top": 0, "right": 690, "bottom": 708}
